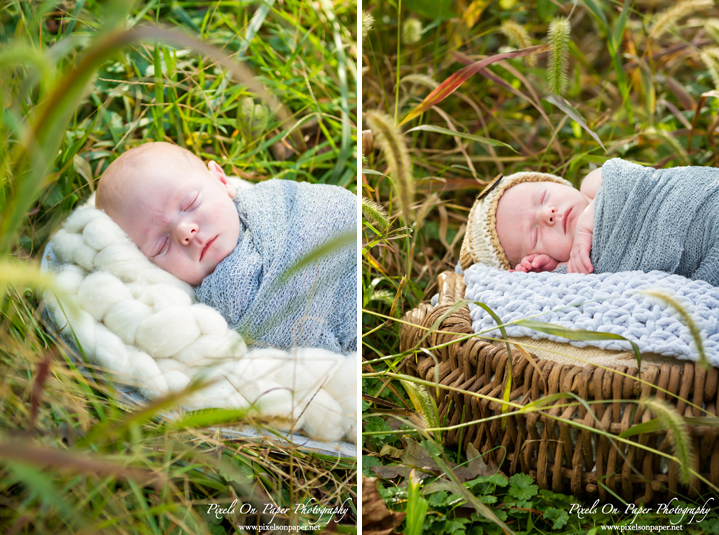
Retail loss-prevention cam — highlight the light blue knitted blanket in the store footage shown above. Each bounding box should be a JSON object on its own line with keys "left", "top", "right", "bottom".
{"left": 591, "top": 158, "right": 719, "bottom": 285}
{"left": 463, "top": 264, "right": 719, "bottom": 364}
{"left": 196, "top": 179, "right": 357, "bottom": 354}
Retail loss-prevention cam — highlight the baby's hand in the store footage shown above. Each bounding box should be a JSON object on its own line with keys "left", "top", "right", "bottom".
{"left": 567, "top": 203, "right": 595, "bottom": 274}
{"left": 514, "top": 254, "right": 559, "bottom": 273}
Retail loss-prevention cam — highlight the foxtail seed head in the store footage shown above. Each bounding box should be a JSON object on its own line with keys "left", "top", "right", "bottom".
{"left": 650, "top": 0, "right": 713, "bottom": 40}
{"left": 640, "top": 398, "right": 694, "bottom": 485}
{"left": 365, "top": 111, "right": 414, "bottom": 223}
{"left": 547, "top": 17, "right": 571, "bottom": 96}
{"left": 501, "top": 20, "right": 535, "bottom": 67}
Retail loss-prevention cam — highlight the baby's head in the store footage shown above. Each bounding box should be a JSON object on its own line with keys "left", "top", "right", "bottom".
{"left": 96, "top": 142, "right": 241, "bottom": 285}
{"left": 460, "top": 171, "right": 589, "bottom": 270}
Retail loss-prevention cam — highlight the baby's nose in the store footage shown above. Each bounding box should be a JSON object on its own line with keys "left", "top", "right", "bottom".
{"left": 541, "top": 206, "right": 558, "bottom": 225}
{"left": 177, "top": 221, "right": 198, "bottom": 244}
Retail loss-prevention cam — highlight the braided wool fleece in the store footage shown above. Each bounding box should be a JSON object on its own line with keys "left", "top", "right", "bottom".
{"left": 463, "top": 264, "right": 719, "bottom": 364}
{"left": 43, "top": 194, "right": 356, "bottom": 444}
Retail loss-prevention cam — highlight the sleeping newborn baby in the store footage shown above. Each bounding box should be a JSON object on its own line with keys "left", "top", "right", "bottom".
{"left": 460, "top": 158, "right": 719, "bottom": 286}
{"left": 96, "top": 142, "right": 357, "bottom": 353}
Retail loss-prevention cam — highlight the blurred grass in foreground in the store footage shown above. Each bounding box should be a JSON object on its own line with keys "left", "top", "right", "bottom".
{"left": 0, "top": 0, "right": 357, "bottom": 533}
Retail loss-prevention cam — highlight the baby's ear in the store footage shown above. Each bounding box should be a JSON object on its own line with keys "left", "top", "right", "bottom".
{"left": 207, "top": 161, "right": 236, "bottom": 198}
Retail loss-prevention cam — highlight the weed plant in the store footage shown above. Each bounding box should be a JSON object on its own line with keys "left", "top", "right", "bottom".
{"left": 362, "top": 1, "right": 719, "bottom": 533}
{"left": 0, "top": 0, "right": 356, "bottom": 533}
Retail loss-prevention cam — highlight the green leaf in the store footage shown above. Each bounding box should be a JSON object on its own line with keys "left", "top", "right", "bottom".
{"left": 168, "top": 407, "right": 252, "bottom": 430}
{"left": 404, "top": 125, "right": 517, "bottom": 152}
{"left": 362, "top": 455, "right": 384, "bottom": 477}
{"left": 364, "top": 417, "right": 398, "bottom": 447}
{"left": 399, "top": 44, "right": 550, "bottom": 127}
{"left": 465, "top": 473, "right": 509, "bottom": 489}
{"left": 543, "top": 507, "right": 569, "bottom": 529}
{"left": 619, "top": 417, "right": 666, "bottom": 438}
{"left": 428, "top": 490, "right": 450, "bottom": 506}
{"left": 580, "top": 0, "right": 608, "bottom": 31}
{"left": 508, "top": 473, "right": 538, "bottom": 501}
{"left": 543, "top": 95, "right": 606, "bottom": 150}
{"left": 612, "top": 0, "right": 631, "bottom": 52}
{"left": 446, "top": 517, "right": 471, "bottom": 534}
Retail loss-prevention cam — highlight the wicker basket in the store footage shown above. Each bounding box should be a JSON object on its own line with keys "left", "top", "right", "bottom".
{"left": 399, "top": 271, "right": 719, "bottom": 504}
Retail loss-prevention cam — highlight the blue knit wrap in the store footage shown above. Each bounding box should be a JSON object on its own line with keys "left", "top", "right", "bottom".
{"left": 195, "top": 179, "right": 357, "bottom": 354}
{"left": 463, "top": 264, "right": 719, "bottom": 364}
{"left": 591, "top": 158, "right": 719, "bottom": 285}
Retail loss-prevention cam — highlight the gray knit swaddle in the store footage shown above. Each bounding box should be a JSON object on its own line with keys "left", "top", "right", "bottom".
{"left": 591, "top": 158, "right": 719, "bottom": 285}
{"left": 196, "top": 179, "right": 357, "bottom": 353}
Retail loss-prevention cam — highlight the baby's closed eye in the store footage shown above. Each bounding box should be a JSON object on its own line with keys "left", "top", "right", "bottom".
{"left": 183, "top": 193, "right": 200, "bottom": 211}
{"left": 153, "top": 237, "right": 169, "bottom": 257}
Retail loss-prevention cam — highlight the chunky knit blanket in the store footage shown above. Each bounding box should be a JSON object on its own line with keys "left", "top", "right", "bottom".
{"left": 591, "top": 158, "right": 719, "bottom": 285}
{"left": 43, "top": 181, "right": 356, "bottom": 444}
{"left": 196, "top": 179, "right": 357, "bottom": 354}
{"left": 463, "top": 264, "right": 719, "bottom": 365}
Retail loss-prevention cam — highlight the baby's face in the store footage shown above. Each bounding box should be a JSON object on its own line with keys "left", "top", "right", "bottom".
{"left": 495, "top": 181, "right": 589, "bottom": 267}
{"left": 100, "top": 149, "right": 240, "bottom": 285}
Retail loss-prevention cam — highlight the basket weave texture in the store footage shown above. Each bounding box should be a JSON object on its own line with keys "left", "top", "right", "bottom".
{"left": 399, "top": 271, "right": 719, "bottom": 504}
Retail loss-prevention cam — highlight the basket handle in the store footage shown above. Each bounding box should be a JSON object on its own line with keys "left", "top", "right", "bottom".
{"left": 437, "top": 271, "right": 466, "bottom": 305}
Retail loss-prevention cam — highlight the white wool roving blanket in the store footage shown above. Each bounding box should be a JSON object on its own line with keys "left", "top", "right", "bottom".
{"left": 463, "top": 264, "right": 719, "bottom": 365}
{"left": 43, "top": 193, "right": 356, "bottom": 444}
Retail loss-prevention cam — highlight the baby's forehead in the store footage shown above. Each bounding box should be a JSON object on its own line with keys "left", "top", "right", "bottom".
{"left": 99, "top": 151, "right": 205, "bottom": 213}
{"left": 502, "top": 180, "right": 570, "bottom": 202}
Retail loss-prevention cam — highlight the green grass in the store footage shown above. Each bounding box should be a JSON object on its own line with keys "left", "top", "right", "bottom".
{"left": 0, "top": 1, "right": 356, "bottom": 533}
{"left": 362, "top": 1, "right": 719, "bottom": 533}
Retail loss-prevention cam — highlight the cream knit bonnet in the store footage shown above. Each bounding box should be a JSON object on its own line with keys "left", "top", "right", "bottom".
{"left": 459, "top": 171, "right": 572, "bottom": 271}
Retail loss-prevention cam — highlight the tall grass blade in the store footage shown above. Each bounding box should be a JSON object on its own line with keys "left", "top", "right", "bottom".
{"left": 239, "top": 0, "right": 276, "bottom": 58}
{"left": 405, "top": 124, "right": 517, "bottom": 151}
{"left": 582, "top": 0, "right": 633, "bottom": 122}
{"left": 515, "top": 319, "right": 642, "bottom": 369}
{"left": 472, "top": 302, "right": 513, "bottom": 427}
{"left": 320, "top": 0, "right": 352, "bottom": 183}
{"left": 5, "top": 461, "right": 82, "bottom": 531}
{"left": 544, "top": 95, "right": 606, "bottom": 150}
{"left": 639, "top": 289, "right": 708, "bottom": 369}
{"left": 398, "top": 44, "right": 550, "bottom": 127}
{"left": 405, "top": 469, "right": 430, "bottom": 535}
{"left": 0, "top": 441, "right": 162, "bottom": 486}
